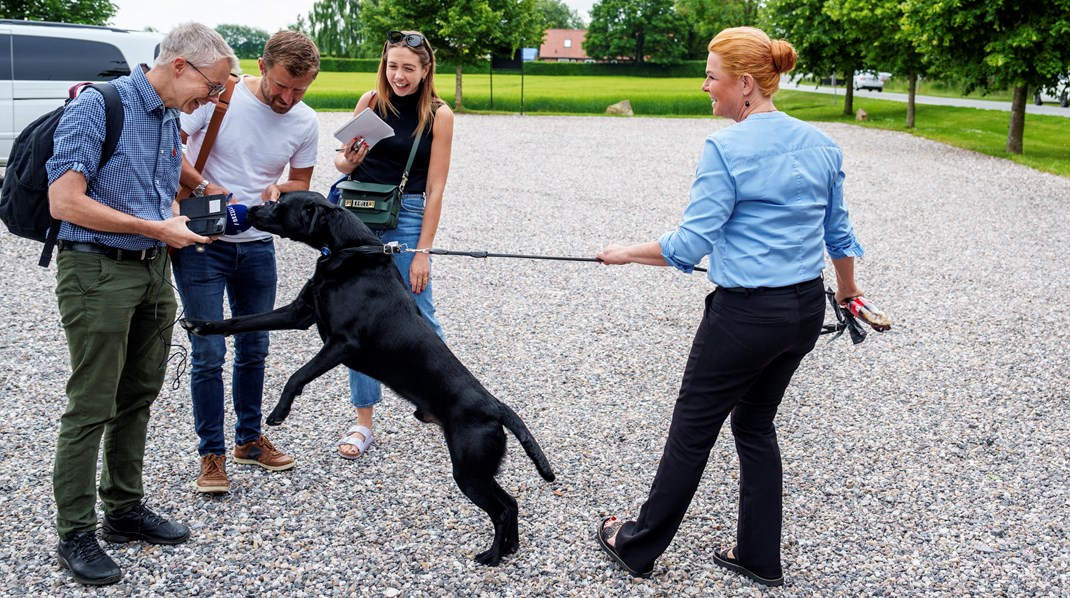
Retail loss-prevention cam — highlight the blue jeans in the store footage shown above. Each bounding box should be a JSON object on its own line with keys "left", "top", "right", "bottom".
{"left": 349, "top": 194, "right": 445, "bottom": 407}
{"left": 172, "top": 238, "right": 277, "bottom": 455}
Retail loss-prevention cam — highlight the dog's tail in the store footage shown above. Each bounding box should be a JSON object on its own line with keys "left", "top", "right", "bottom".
{"left": 499, "top": 403, "right": 556, "bottom": 482}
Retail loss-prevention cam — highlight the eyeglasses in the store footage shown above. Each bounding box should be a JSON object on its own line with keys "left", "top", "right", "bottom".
{"left": 388, "top": 31, "right": 426, "bottom": 48}
{"left": 185, "top": 60, "right": 225, "bottom": 97}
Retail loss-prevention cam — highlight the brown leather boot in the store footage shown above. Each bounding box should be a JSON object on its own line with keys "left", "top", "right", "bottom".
{"left": 195, "top": 454, "right": 229, "bottom": 493}
{"left": 233, "top": 435, "right": 295, "bottom": 471}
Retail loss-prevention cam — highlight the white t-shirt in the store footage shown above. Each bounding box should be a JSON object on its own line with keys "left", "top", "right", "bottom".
{"left": 180, "top": 75, "right": 319, "bottom": 242}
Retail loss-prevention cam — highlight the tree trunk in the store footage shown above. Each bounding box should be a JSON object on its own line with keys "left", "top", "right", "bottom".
{"left": 1006, "top": 85, "right": 1026, "bottom": 154}
{"left": 906, "top": 71, "right": 917, "bottom": 129}
{"left": 843, "top": 70, "right": 854, "bottom": 116}
{"left": 455, "top": 64, "right": 464, "bottom": 112}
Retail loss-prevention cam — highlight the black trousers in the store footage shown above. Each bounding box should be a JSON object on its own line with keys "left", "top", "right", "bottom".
{"left": 615, "top": 278, "right": 825, "bottom": 578}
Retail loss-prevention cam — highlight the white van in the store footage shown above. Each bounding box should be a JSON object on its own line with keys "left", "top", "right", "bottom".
{"left": 0, "top": 20, "right": 163, "bottom": 167}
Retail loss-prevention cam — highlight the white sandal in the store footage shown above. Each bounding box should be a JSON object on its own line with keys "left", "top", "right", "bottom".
{"left": 338, "top": 425, "right": 374, "bottom": 460}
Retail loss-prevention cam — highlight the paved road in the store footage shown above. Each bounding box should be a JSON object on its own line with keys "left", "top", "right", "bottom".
{"left": 785, "top": 78, "right": 1070, "bottom": 117}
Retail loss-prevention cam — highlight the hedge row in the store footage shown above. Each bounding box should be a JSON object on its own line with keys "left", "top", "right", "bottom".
{"left": 319, "top": 57, "right": 707, "bottom": 78}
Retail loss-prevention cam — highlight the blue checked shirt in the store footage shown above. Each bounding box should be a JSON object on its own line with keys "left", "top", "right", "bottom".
{"left": 660, "top": 112, "right": 864, "bottom": 288}
{"left": 46, "top": 66, "right": 183, "bottom": 250}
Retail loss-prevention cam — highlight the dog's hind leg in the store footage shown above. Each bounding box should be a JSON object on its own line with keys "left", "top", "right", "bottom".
{"left": 265, "top": 342, "right": 349, "bottom": 425}
{"left": 453, "top": 474, "right": 519, "bottom": 566}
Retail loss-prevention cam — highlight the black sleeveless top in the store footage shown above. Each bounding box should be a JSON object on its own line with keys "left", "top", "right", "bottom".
{"left": 354, "top": 92, "right": 435, "bottom": 193}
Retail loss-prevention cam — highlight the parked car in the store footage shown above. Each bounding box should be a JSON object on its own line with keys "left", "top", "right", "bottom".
{"left": 854, "top": 71, "right": 884, "bottom": 91}
{"left": 0, "top": 20, "right": 163, "bottom": 167}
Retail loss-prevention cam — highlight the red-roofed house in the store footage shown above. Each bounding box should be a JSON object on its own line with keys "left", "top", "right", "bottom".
{"left": 538, "top": 29, "right": 589, "bottom": 62}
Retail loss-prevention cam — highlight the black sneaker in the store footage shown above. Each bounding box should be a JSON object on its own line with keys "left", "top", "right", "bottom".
{"left": 56, "top": 531, "right": 122, "bottom": 586}
{"left": 100, "top": 502, "right": 190, "bottom": 545}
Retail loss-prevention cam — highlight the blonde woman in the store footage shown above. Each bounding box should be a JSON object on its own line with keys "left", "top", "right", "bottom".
{"left": 333, "top": 30, "right": 453, "bottom": 459}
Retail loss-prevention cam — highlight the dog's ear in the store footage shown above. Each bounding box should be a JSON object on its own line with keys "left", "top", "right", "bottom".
{"left": 304, "top": 200, "right": 324, "bottom": 239}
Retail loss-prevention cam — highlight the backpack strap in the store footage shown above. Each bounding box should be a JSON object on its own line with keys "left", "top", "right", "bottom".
{"left": 40, "top": 82, "right": 125, "bottom": 267}
{"left": 87, "top": 83, "right": 124, "bottom": 169}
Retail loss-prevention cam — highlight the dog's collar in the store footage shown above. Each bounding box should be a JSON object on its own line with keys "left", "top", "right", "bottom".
{"left": 320, "top": 243, "right": 405, "bottom": 260}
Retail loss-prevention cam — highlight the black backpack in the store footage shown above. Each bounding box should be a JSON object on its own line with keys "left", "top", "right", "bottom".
{"left": 0, "top": 83, "right": 124, "bottom": 267}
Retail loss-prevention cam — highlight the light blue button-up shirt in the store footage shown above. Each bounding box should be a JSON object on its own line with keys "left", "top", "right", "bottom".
{"left": 660, "top": 111, "right": 864, "bottom": 288}
{"left": 47, "top": 66, "right": 183, "bottom": 250}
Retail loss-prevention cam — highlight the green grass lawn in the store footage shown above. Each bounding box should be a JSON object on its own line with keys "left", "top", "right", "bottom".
{"left": 286, "top": 64, "right": 1069, "bottom": 178}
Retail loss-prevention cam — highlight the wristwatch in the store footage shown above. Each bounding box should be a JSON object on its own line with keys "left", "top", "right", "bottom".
{"left": 192, "top": 180, "right": 210, "bottom": 197}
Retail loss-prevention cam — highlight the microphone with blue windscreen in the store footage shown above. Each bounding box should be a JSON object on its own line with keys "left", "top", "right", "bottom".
{"left": 225, "top": 202, "right": 252, "bottom": 235}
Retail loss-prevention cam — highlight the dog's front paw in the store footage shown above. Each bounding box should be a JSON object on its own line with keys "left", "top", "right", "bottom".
{"left": 266, "top": 403, "right": 291, "bottom": 426}
{"left": 180, "top": 318, "right": 217, "bottom": 336}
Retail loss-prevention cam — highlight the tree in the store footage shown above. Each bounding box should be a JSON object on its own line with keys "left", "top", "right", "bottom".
{"left": 762, "top": 0, "right": 867, "bottom": 115}
{"left": 364, "top": 0, "right": 544, "bottom": 111}
{"left": 903, "top": 0, "right": 1070, "bottom": 154}
{"left": 298, "top": 0, "right": 368, "bottom": 58}
{"left": 585, "top": 0, "right": 688, "bottom": 64}
{"left": 216, "top": 24, "right": 270, "bottom": 60}
{"left": 536, "top": 0, "right": 585, "bottom": 29}
{"left": 675, "top": 0, "right": 761, "bottom": 59}
{"left": 0, "top": 0, "right": 116, "bottom": 25}
{"left": 825, "top": 0, "right": 927, "bottom": 128}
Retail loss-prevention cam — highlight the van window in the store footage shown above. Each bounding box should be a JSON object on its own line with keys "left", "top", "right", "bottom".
{"left": 0, "top": 34, "right": 11, "bottom": 79}
{"left": 12, "top": 35, "right": 129, "bottom": 81}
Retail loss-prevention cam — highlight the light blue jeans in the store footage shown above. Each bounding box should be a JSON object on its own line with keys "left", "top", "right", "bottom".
{"left": 349, "top": 194, "right": 445, "bottom": 407}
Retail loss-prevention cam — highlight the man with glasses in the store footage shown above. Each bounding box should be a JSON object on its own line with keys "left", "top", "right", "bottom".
{"left": 46, "top": 22, "right": 238, "bottom": 585}
{"left": 173, "top": 30, "right": 320, "bottom": 494}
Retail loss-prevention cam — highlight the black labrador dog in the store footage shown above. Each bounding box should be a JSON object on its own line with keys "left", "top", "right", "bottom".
{"left": 180, "top": 191, "right": 555, "bottom": 566}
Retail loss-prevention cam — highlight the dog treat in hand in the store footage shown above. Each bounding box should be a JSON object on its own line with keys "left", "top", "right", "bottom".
{"left": 845, "top": 296, "right": 892, "bottom": 331}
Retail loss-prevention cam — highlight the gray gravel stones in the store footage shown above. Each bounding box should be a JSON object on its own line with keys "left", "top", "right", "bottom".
{"left": 1, "top": 112, "right": 1068, "bottom": 596}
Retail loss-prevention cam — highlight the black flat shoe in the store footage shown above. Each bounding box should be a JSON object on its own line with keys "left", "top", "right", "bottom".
{"left": 595, "top": 516, "right": 653, "bottom": 579}
{"left": 101, "top": 502, "right": 190, "bottom": 545}
{"left": 56, "top": 531, "right": 122, "bottom": 586}
{"left": 713, "top": 546, "right": 784, "bottom": 587}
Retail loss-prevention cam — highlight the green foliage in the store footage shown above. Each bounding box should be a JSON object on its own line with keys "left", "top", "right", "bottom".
{"left": 519, "top": 60, "right": 705, "bottom": 76}
{"left": 297, "top": 0, "right": 368, "bottom": 58}
{"left": 902, "top": 0, "right": 1070, "bottom": 94}
{"left": 367, "top": 0, "right": 544, "bottom": 67}
{"left": 0, "top": 0, "right": 116, "bottom": 24}
{"left": 216, "top": 24, "right": 270, "bottom": 60}
{"left": 761, "top": 0, "right": 867, "bottom": 115}
{"left": 310, "top": 56, "right": 707, "bottom": 76}
{"left": 535, "top": 0, "right": 585, "bottom": 29}
{"left": 364, "top": 0, "right": 544, "bottom": 109}
{"left": 586, "top": 0, "right": 688, "bottom": 64}
{"left": 901, "top": 0, "right": 1070, "bottom": 152}
{"left": 675, "top": 0, "right": 761, "bottom": 59}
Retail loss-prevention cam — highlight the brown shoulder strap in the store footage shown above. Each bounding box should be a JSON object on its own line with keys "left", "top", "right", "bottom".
{"left": 193, "top": 73, "right": 239, "bottom": 172}
{"left": 177, "top": 74, "right": 239, "bottom": 200}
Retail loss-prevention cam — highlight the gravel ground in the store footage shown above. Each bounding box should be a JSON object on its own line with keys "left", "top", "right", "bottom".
{"left": 1, "top": 112, "right": 1069, "bottom": 597}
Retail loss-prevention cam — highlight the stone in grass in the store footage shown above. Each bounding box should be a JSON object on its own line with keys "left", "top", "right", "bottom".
{"left": 606, "top": 100, "right": 634, "bottom": 116}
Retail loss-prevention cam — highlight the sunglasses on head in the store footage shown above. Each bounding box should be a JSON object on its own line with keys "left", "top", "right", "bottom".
{"left": 388, "top": 31, "right": 425, "bottom": 48}
{"left": 185, "top": 60, "right": 225, "bottom": 97}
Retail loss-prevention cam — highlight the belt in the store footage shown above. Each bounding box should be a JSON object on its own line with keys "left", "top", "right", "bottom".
{"left": 60, "top": 241, "right": 161, "bottom": 262}
{"left": 718, "top": 277, "right": 823, "bottom": 295}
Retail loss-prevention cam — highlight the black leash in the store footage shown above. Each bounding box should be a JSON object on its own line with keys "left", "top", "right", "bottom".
{"left": 326, "top": 244, "right": 887, "bottom": 346}
{"left": 403, "top": 243, "right": 708, "bottom": 272}
{"left": 322, "top": 242, "right": 709, "bottom": 271}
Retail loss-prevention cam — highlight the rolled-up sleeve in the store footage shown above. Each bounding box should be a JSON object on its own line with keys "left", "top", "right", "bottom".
{"left": 46, "top": 91, "right": 107, "bottom": 185}
{"left": 659, "top": 137, "right": 735, "bottom": 273}
{"left": 823, "top": 169, "right": 865, "bottom": 259}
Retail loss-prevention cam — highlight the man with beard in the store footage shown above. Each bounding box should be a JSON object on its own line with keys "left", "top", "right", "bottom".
{"left": 173, "top": 30, "right": 320, "bottom": 493}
